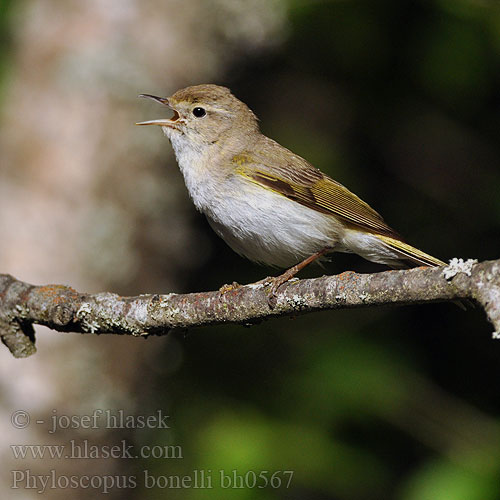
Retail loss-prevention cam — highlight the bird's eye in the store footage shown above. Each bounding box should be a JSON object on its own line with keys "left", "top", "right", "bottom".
{"left": 192, "top": 107, "right": 206, "bottom": 118}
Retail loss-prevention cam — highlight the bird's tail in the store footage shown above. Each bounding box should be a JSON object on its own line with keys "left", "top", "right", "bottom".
{"left": 376, "top": 234, "right": 446, "bottom": 267}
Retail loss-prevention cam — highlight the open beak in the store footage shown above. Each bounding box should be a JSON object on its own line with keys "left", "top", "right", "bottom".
{"left": 136, "top": 94, "right": 180, "bottom": 126}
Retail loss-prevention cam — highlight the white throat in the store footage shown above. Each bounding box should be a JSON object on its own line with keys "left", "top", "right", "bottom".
{"left": 162, "top": 127, "right": 220, "bottom": 213}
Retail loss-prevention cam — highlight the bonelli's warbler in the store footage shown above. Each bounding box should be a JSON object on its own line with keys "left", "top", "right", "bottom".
{"left": 137, "top": 84, "right": 445, "bottom": 294}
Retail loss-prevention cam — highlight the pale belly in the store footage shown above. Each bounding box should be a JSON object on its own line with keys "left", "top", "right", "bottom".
{"left": 201, "top": 177, "right": 345, "bottom": 268}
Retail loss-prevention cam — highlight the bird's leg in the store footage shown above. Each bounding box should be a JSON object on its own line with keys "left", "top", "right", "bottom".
{"left": 267, "top": 247, "right": 331, "bottom": 307}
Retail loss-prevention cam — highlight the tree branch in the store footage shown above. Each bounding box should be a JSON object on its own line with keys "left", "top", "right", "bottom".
{"left": 1, "top": 258, "right": 498, "bottom": 358}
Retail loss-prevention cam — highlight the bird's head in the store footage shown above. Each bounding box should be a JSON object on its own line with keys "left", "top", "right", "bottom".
{"left": 137, "top": 84, "right": 259, "bottom": 148}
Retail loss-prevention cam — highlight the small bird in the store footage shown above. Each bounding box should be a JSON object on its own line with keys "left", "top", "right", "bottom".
{"left": 137, "top": 84, "right": 445, "bottom": 294}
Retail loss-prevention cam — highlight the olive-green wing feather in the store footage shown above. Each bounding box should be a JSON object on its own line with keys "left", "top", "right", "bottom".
{"left": 233, "top": 137, "right": 400, "bottom": 239}
{"left": 249, "top": 170, "right": 400, "bottom": 238}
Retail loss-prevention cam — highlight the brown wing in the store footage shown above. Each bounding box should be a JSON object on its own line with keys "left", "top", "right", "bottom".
{"left": 233, "top": 137, "right": 402, "bottom": 240}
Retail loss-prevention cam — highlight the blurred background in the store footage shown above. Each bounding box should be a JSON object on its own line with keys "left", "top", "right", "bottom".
{"left": 1, "top": 0, "right": 500, "bottom": 498}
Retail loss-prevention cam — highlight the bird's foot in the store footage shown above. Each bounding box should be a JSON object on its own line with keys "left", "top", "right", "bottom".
{"left": 266, "top": 269, "right": 302, "bottom": 309}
